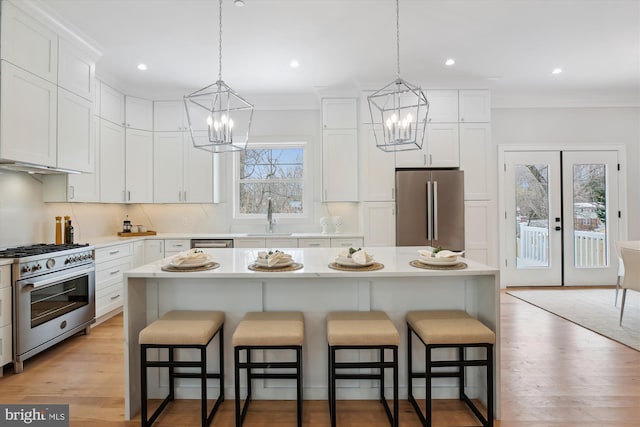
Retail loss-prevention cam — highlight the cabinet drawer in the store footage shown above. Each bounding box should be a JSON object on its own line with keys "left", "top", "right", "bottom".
{"left": 164, "top": 239, "right": 190, "bottom": 252}
{"left": 96, "top": 258, "right": 131, "bottom": 285}
{"left": 298, "top": 238, "right": 330, "bottom": 248}
{"left": 96, "top": 278, "right": 123, "bottom": 299}
{"left": 234, "top": 239, "right": 266, "bottom": 248}
{"left": 95, "top": 243, "right": 132, "bottom": 263}
{"left": 0, "top": 286, "right": 11, "bottom": 328}
{"left": 0, "top": 265, "right": 9, "bottom": 288}
{"left": 330, "top": 238, "right": 364, "bottom": 248}
{"left": 0, "top": 324, "right": 11, "bottom": 366}
{"left": 96, "top": 287, "right": 123, "bottom": 318}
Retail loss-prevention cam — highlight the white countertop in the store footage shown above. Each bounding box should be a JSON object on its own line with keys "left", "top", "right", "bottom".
{"left": 125, "top": 246, "right": 497, "bottom": 279}
{"left": 0, "top": 259, "right": 13, "bottom": 266}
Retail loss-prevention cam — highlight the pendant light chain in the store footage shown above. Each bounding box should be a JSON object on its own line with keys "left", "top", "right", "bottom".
{"left": 396, "top": 0, "right": 400, "bottom": 78}
{"left": 218, "top": 0, "right": 223, "bottom": 81}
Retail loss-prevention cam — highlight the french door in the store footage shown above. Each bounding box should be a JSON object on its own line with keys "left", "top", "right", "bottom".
{"left": 502, "top": 150, "right": 620, "bottom": 286}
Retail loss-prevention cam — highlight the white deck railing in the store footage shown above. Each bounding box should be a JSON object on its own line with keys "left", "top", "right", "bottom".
{"left": 517, "top": 224, "right": 607, "bottom": 268}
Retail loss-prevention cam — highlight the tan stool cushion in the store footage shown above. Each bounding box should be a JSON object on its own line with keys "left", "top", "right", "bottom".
{"left": 327, "top": 311, "right": 400, "bottom": 346}
{"left": 408, "top": 311, "right": 495, "bottom": 345}
{"left": 232, "top": 311, "right": 304, "bottom": 347}
{"left": 139, "top": 310, "right": 225, "bottom": 346}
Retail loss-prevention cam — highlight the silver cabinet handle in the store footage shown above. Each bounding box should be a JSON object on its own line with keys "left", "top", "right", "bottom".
{"left": 173, "top": 244, "right": 184, "bottom": 248}
{"left": 109, "top": 270, "right": 121, "bottom": 275}
{"left": 127, "top": 191, "right": 131, "bottom": 201}
{"left": 423, "top": 154, "right": 427, "bottom": 165}
{"left": 110, "top": 294, "right": 121, "bottom": 301}
{"left": 109, "top": 250, "right": 120, "bottom": 255}
{"left": 178, "top": 191, "right": 182, "bottom": 201}
{"left": 69, "top": 185, "right": 75, "bottom": 200}
{"left": 429, "top": 154, "right": 433, "bottom": 165}
{"left": 391, "top": 188, "right": 395, "bottom": 200}
{"left": 309, "top": 243, "right": 321, "bottom": 247}
{"left": 183, "top": 191, "right": 187, "bottom": 201}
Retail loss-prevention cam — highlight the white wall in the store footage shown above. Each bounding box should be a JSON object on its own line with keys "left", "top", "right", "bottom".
{"left": 492, "top": 106, "right": 640, "bottom": 239}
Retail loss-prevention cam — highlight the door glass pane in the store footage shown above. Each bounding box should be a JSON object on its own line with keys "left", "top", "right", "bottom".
{"left": 515, "top": 164, "right": 550, "bottom": 267}
{"left": 572, "top": 164, "right": 608, "bottom": 268}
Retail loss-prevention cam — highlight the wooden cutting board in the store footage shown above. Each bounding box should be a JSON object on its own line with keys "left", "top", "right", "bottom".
{"left": 117, "top": 231, "right": 157, "bottom": 237}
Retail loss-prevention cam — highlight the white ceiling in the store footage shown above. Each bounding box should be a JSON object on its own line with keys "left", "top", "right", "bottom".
{"left": 36, "top": 0, "right": 640, "bottom": 105}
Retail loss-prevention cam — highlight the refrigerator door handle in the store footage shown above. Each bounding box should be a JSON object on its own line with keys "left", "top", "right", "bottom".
{"left": 426, "top": 181, "right": 432, "bottom": 240}
{"left": 433, "top": 180, "right": 438, "bottom": 241}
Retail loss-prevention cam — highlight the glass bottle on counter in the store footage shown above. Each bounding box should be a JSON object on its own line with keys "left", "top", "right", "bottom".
{"left": 64, "top": 216, "right": 74, "bottom": 244}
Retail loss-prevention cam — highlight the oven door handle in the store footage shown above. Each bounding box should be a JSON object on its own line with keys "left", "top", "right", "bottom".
{"left": 23, "top": 267, "right": 95, "bottom": 289}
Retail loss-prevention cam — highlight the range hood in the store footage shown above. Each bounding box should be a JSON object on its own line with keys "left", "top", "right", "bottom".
{"left": 0, "top": 160, "right": 80, "bottom": 174}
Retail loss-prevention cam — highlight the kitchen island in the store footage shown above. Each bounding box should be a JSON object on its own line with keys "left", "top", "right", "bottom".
{"left": 123, "top": 246, "right": 500, "bottom": 420}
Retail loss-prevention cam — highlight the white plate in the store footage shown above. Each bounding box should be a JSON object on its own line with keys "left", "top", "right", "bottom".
{"left": 169, "top": 257, "right": 213, "bottom": 268}
{"left": 417, "top": 256, "right": 460, "bottom": 266}
{"left": 255, "top": 259, "right": 294, "bottom": 268}
{"left": 334, "top": 256, "right": 375, "bottom": 267}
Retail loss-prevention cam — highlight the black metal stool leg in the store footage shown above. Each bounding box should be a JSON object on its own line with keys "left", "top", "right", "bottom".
{"left": 140, "top": 346, "right": 148, "bottom": 427}
{"left": 234, "top": 347, "right": 241, "bottom": 427}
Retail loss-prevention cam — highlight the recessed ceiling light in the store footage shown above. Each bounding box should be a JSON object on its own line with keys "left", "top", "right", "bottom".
{"left": 445, "top": 58, "right": 455, "bottom": 66}
{"left": 552, "top": 68, "right": 562, "bottom": 75}
{"left": 137, "top": 63, "right": 147, "bottom": 71}
{"left": 234, "top": 0, "right": 245, "bottom": 6}
{"left": 486, "top": 76, "right": 502, "bottom": 81}
{"left": 289, "top": 59, "right": 300, "bottom": 69}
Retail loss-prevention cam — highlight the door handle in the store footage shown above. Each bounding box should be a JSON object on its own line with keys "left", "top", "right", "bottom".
{"left": 433, "top": 181, "right": 438, "bottom": 240}
{"left": 426, "top": 181, "right": 432, "bottom": 241}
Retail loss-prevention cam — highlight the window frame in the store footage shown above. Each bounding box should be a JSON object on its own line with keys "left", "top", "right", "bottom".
{"left": 233, "top": 140, "right": 310, "bottom": 220}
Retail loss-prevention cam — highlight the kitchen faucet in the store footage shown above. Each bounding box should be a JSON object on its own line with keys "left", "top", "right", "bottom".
{"left": 267, "top": 197, "right": 275, "bottom": 233}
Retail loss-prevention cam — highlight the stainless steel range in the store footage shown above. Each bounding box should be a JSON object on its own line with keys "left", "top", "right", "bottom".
{"left": 0, "top": 244, "right": 95, "bottom": 373}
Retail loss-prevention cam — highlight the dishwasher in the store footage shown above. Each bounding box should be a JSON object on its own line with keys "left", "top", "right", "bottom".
{"left": 191, "top": 239, "right": 234, "bottom": 249}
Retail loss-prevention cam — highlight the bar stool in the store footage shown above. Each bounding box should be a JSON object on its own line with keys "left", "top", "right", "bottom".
{"left": 139, "top": 310, "right": 225, "bottom": 427}
{"left": 326, "top": 311, "right": 400, "bottom": 427}
{"left": 406, "top": 310, "right": 495, "bottom": 427}
{"left": 232, "top": 311, "right": 304, "bottom": 427}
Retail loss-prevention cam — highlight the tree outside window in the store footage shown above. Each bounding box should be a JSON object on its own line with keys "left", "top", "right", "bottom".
{"left": 238, "top": 144, "right": 305, "bottom": 215}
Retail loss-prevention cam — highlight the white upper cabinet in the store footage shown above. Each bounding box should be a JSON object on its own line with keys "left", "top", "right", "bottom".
{"left": 395, "top": 124, "right": 459, "bottom": 168}
{"left": 100, "top": 83, "right": 125, "bottom": 126}
{"left": 363, "top": 201, "right": 396, "bottom": 246}
{"left": 0, "top": 1, "right": 58, "bottom": 83}
{"left": 99, "top": 119, "right": 126, "bottom": 202}
{"left": 425, "top": 90, "right": 458, "bottom": 123}
{"left": 153, "top": 100, "right": 186, "bottom": 131}
{"left": 460, "top": 123, "right": 491, "bottom": 200}
{"left": 125, "top": 129, "right": 153, "bottom": 203}
{"left": 125, "top": 96, "right": 153, "bottom": 130}
{"left": 322, "top": 98, "right": 357, "bottom": 129}
{"left": 459, "top": 90, "right": 491, "bottom": 123}
{"left": 361, "top": 124, "right": 395, "bottom": 201}
{"left": 58, "top": 37, "right": 95, "bottom": 101}
{"left": 0, "top": 61, "right": 57, "bottom": 166}
{"left": 57, "top": 87, "right": 95, "bottom": 172}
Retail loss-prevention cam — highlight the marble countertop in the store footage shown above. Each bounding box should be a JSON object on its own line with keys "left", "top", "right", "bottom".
{"left": 125, "top": 246, "right": 498, "bottom": 279}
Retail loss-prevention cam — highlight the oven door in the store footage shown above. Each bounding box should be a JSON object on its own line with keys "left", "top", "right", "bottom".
{"left": 15, "top": 264, "right": 95, "bottom": 359}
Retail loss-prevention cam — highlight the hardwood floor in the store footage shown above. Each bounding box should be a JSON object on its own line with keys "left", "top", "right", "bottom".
{"left": 1, "top": 291, "right": 639, "bottom": 426}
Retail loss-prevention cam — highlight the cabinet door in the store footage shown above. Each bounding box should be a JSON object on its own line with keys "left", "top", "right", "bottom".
{"left": 57, "top": 88, "right": 95, "bottom": 172}
{"left": 67, "top": 116, "right": 100, "bottom": 201}
{"left": 361, "top": 125, "right": 395, "bottom": 201}
{"left": 234, "top": 239, "right": 266, "bottom": 248}
{"left": 164, "top": 239, "right": 190, "bottom": 254}
{"left": 58, "top": 37, "right": 95, "bottom": 101}
{"left": 153, "top": 132, "right": 183, "bottom": 203}
{"left": 153, "top": 100, "right": 185, "bottom": 131}
{"left": 322, "top": 98, "right": 357, "bottom": 129}
{"left": 144, "top": 240, "right": 165, "bottom": 264}
{"left": 99, "top": 119, "right": 125, "bottom": 202}
{"left": 459, "top": 90, "right": 491, "bottom": 123}
{"left": 183, "top": 133, "right": 214, "bottom": 203}
{"left": 265, "top": 238, "right": 298, "bottom": 248}
{"left": 125, "top": 129, "right": 153, "bottom": 203}
{"left": 460, "top": 123, "right": 491, "bottom": 200}
{"left": 0, "top": 1, "right": 58, "bottom": 83}
{"left": 0, "top": 61, "right": 57, "bottom": 167}
{"left": 125, "top": 96, "right": 153, "bottom": 130}
{"left": 363, "top": 202, "right": 396, "bottom": 246}
{"left": 322, "top": 129, "right": 358, "bottom": 201}
{"left": 426, "top": 124, "right": 459, "bottom": 167}
{"left": 298, "top": 238, "right": 330, "bottom": 248}
{"left": 465, "top": 200, "right": 494, "bottom": 265}
{"left": 395, "top": 144, "right": 428, "bottom": 168}
{"left": 100, "top": 83, "right": 125, "bottom": 125}
{"left": 425, "top": 90, "right": 458, "bottom": 123}
{"left": 330, "top": 238, "right": 364, "bottom": 248}
{"left": 133, "top": 240, "right": 145, "bottom": 267}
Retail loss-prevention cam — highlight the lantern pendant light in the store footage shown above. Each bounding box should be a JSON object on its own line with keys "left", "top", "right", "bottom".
{"left": 368, "top": 0, "right": 429, "bottom": 152}
{"left": 184, "top": 0, "right": 254, "bottom": 153}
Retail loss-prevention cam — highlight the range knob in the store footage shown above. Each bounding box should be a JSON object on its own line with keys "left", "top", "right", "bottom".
{"left": 34, "top": 263, "right": 42, "bottom": 271}
{"left": 65, "top": 257, "right": 72, "bottom": 264}
{"left": 21, "top": 265, "right": 31, "bottom": 273}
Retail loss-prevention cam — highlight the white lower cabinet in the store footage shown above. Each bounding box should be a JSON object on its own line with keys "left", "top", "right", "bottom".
{"left": 144, "top": 240, "right": 164, "bottom": 264}
{"left": 95, "top": 243, "right": 132, "bottom": 320}
{"left": 265, "top": 238, "right": 298, "bottom": 248}
{"left": 133, "top": 240, "right": 145, "bottom": 267}
{"left": 363, "top": 202, "right": 396, "bottom": 247}
{"left": 330, "top": 238, "right": 364, "bottom": 248}
{"left": 164, "top": 239, "right": 190, "bottom": 257}
{"left": 298, "top": 238, "right": 330, "bottom": 248}
{"left": 464, "top": 200, "right": 495, "bottom": 266}
{"left": 0, "top": 265, "right": 11, "bottom": 369}
{"left": 234, "top": 239, "right": 266, "bottom": 249}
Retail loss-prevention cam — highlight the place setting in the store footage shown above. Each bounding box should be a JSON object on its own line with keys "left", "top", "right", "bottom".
{"left": 248, "top": 250, "right": 303, "bottom": 272}
{"left": 161, "top": 248, "right": 220, "bottom": 272}
{"left": 328, "top": 247, "right": 384, "bottom": 271}
{"left": 410, "top": 247, "right": 467, "bottom": 270}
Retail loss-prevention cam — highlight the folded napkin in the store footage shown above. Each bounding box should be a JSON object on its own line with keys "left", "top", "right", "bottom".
{"left": 257, "top": 250, "right": 293, "bottom": 267}
{"left": 418, "top": 249, "right": 465, "bottom": 259}
{"left": 338, "top": 248, "right": 374, "bottom": 265}
{"left": 171, "top": 249, "right": 210, "bottom": 265}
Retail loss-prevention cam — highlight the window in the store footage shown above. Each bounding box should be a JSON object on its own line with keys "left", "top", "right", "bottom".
{"left": 236, "top": 142, "right": 306, "bottom": 216}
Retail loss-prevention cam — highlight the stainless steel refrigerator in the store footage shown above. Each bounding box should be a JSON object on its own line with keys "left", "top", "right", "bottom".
{"left": 395, "top": 169, "right": 465, "bottom": 250}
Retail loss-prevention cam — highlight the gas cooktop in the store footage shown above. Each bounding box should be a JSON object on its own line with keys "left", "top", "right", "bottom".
{"left": 0, "top": 243, "right": 90, "bottom": 259}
